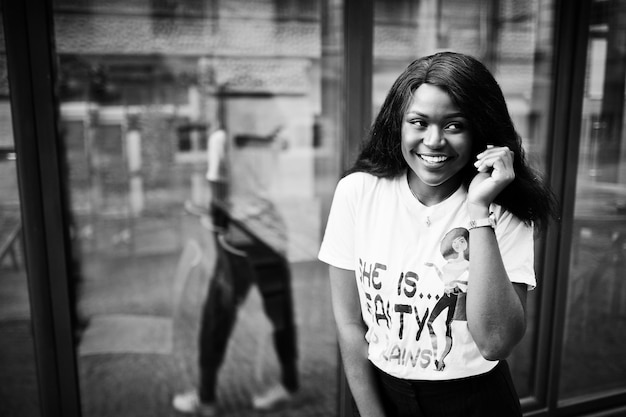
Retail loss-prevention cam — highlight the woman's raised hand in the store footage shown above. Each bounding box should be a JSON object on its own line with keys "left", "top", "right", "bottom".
{"left": 468, "top": 145, "right": 515, "bottom": 210}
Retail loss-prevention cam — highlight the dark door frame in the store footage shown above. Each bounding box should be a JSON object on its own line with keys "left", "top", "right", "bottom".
{"left": 541, "top": 0, "right": 626, "bottom": 413}
{"left": 2, "top": 0, "right": 81, "bottom": 416}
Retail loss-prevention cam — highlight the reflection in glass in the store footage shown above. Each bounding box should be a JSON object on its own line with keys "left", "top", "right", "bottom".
{"left": 372, "top": 0, "right": 555, "bottom": 398}
{"left": 559, "top": 0, "right": 626, "bottom": 399}
{"left": 0, "top": 9, "right": 42, "bottom": 417}
{"left": 53, "top": 1, "right": 341, "bottom": 415}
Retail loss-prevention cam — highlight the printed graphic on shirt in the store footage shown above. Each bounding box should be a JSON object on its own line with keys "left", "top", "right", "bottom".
{"left": 359, "top": 227, "right": 470, "bottom": 372}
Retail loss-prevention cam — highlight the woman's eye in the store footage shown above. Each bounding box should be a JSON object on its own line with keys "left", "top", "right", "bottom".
{"left": 410, "top": 119, "right": 427, "bottom": 128}
{"left": 445, "top": 122, "right": 463, "bottom": 132}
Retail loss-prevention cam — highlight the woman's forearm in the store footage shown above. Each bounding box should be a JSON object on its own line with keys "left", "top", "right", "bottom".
{"left": 336, "top": 323, "right": 386, "bottom": 417}
{"left": 329, "top": 265, "right": 386, "bottom": 417}
{"left": 466, "top": 226, "right": 526, "bottom": 360}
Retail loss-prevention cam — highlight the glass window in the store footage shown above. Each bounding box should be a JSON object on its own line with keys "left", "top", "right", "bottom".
{"left": 0, "top": 7, "right": 42, "bottom": 417}
{"left": 559, "top": 0, "right": 626, "bottom": 400}
{"left": 372, "top": 0, "right": 556, "bottom": 399}
{"left": 52, "top": 0, "right": 342, "bottom": 415}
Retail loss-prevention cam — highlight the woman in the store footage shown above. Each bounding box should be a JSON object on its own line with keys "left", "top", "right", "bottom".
{"left": 318, "top": 52, "right": 556, "bottom": 416}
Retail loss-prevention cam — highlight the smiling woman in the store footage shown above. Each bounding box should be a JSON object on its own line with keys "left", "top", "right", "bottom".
{"left": 319, "top": 52, "right": 557, "bottom": 417}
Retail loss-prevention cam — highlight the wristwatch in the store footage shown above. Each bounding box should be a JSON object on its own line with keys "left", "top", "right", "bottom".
{"left": 468, "top": 212, "right": 496, "bottom": 230}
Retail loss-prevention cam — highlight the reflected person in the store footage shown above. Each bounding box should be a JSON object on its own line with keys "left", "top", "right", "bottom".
{"left": 173, "top": 122, "right": 298, "bottom": 416}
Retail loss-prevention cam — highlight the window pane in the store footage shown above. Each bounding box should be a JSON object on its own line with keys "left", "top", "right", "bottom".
{"left": 559, "top": 0, "right": 626, "bottom": 400}
{"left": 52, "top": 1, "right": 341, "bottom": 415}
{"left": 372, "top": 0, "right": 556, "bottom": 398}
{"left": 0, "top": 7, "right": 42, "bottom": 417}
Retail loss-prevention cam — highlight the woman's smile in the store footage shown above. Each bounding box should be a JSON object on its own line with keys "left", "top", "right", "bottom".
{"left": 416, "top": 153, "right": 453, "bottom": 165}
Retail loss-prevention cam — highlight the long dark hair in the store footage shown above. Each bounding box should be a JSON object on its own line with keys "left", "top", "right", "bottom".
{"left": 348, "top": 51, "right": 557, "bottom": 227}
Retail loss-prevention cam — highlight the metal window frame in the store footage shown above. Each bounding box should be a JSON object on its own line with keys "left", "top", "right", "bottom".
{"left": 342, "top": 0, "right": 373, "bottom": 169}
{"left": 337, "top": 0, "right": 373, "bottom": 415}
{"left": 2, "top": 0, "right": 81, "bottom": 416}
{"left": 523, "top": 0, "right": 591, "bottom": 412}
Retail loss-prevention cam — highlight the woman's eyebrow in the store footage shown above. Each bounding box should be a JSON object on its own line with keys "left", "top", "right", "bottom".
{"left": 405, "top": 111, "right": 428, "bottom": 118}
{"left": 405, "top": 111, "right": 466, "bottom": 119}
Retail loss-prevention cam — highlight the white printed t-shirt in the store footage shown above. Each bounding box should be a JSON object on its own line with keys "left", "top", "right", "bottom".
{"left": 206, "top": 128, "right": 286, "bottom": 254}
{"left": 318, "top": 172, "right": 536, "bottom": 381}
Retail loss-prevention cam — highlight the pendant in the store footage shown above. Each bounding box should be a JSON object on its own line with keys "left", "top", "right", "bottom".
{"left": 426, "top": 216, "right": 431, "bottom": 227}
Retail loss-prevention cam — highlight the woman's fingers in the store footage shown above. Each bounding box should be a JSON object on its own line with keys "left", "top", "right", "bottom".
{"left": 468, "top": 145, "right": 515, "bottom": 206}
{"left": 474, "top": 146, "right": 514, "bottom": 178}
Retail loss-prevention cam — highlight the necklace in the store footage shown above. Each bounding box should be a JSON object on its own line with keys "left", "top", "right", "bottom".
{"left": 406, "top": 172, "right": 459, "bottom": 227}
{"left": 407, "top": 182, "right": 431, "bottom": 226}
{"left": 406, "top": 174, "right": 432, "bottom": 227}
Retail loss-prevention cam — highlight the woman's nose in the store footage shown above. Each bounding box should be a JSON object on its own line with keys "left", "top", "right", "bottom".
{"left": 423, "top": 126, "right": 445, "bottom": 148}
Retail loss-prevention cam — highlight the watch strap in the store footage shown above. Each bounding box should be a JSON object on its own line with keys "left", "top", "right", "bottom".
{"left": 468, "top": 214, "right": 495, "bottom": 230}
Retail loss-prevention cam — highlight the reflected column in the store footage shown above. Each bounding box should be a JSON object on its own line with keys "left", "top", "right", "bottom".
{"left": 126, "top": 112, "right": 144, "bottom": 215}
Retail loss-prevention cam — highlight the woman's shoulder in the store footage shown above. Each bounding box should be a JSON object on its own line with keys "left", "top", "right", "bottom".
{"left": 340, "top": 171, "right": 400, "bottom": 188}
{"left": 341, "top": 170, "right": 371, "bottom": 184}
{"left": 335, "top": 172, "right": 399, "bottom": 200}
{"left": 334, "top": 172, "right": 402, "bottom": 210}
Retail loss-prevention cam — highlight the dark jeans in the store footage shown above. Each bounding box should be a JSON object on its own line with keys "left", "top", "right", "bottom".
{"left": 198, "top": 233, "right": 298, "bottom": 403}
{"left": 358, "top": 361, "right": 522, "bottom": 417}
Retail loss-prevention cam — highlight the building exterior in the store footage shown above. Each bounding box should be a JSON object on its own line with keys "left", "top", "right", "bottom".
{"left": 0, "top": 0, "right": 625, "bottom": 416}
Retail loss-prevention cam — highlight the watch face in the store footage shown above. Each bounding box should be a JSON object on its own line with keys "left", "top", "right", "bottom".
{"left": 469, "top": 214, "right": 496, "bottom": 229}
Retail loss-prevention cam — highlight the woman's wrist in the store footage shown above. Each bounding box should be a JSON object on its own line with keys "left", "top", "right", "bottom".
{"left": 467, "top": 202, "right": 490, "bottom": 219}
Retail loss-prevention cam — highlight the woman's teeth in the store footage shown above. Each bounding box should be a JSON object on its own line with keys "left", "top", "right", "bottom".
{"left": 419, "top": 155, "right": 448, "bottom": 164}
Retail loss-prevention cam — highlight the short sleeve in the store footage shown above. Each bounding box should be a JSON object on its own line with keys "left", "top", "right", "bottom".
{"left": 318, "top": 174, "right": 362, "bottom": 270}
{"left": 493, "top": 207, "right": 537, "bottom": 290}
{"left": 206, "top": 129, "right": 227, "bottom": 182}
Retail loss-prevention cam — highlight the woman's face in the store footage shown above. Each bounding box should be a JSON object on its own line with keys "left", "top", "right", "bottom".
{"left": 401, "top": 83, "right": 473, "bottom": 201}
{"left": 451, "top": 236, "right": 468, "bottom": 255}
